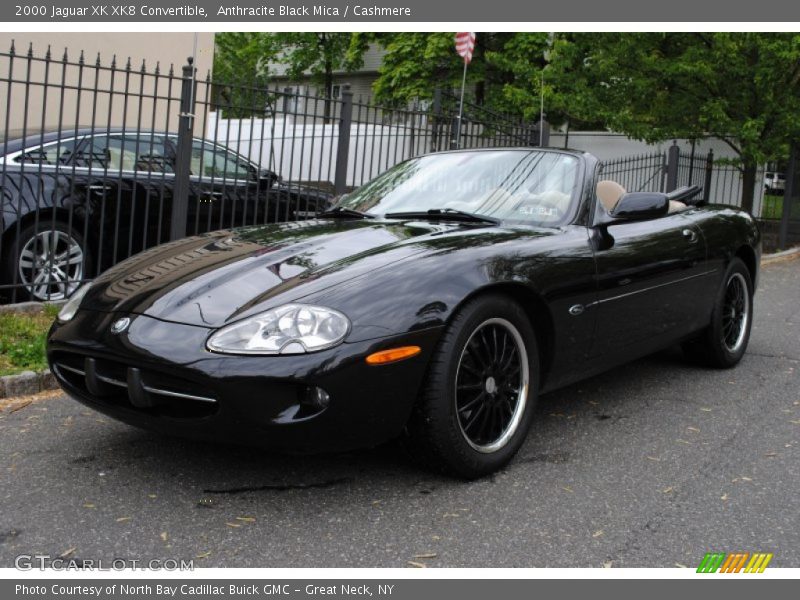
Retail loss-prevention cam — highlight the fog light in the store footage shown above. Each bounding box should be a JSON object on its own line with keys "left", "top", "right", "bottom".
{"left": 304, "top": 386, "right": 331, "bottom": 411}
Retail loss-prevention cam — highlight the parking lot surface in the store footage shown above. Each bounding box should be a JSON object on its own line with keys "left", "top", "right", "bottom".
{"left": 1, "top": 258, "right": 798, "bottom": 568}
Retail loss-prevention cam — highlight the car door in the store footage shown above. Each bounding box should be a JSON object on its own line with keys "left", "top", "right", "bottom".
{"left": 184, "top": 139, "right": 261, "bottom": 235}
{"left": 589, "top": 209, "right": 709, "bottom": 361}
{"left": 74, "top": 133, "right": 175, "bottom": 270}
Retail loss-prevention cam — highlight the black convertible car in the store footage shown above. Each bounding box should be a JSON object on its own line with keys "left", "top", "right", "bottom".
{"left": 47, "top": 148, "right": 760, "bottom": 477}
{"left": 0, "top": 130, "right": 331, "bottom": 301}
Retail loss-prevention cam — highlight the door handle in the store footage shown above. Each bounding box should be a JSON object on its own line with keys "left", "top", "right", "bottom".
{"left": 200, "top": 192, "right": 223, "bottom": 202}
{"left": 87, "top": 184, "right": 110, "bottom": 192}
{"left": 682, "top": 228, "right": 698, "bottom": 243}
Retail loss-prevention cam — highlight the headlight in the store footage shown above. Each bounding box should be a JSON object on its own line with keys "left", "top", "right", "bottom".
{"left": 57, "top": 283, "right": 92, "bottom": 322}
{"left": 206, "top": 304, "right": 350, "bottom": 355}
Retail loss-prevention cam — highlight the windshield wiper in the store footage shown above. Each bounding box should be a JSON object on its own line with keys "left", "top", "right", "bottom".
{"left": 316, "top": 206, "right": 375, "bottom": 219}
{"left": 383, "top": 208, "right": 500, "bottom": 225}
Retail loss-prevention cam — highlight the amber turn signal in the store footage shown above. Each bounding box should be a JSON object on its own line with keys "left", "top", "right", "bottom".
{"left": 365, "top": 346, "right": 422, "bottom": 365}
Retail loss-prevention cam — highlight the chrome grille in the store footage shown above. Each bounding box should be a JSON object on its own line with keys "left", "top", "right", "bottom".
{"left": 52, "top": 353, "right": 217, "bottom": 418}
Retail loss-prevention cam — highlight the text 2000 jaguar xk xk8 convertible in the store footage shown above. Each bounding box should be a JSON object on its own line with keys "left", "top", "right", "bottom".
{"left": 47, "top": 149, "right": 760, "bottom": 477}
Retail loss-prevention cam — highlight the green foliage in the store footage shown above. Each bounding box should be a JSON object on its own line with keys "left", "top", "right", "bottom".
{"left": 213, "top": 32, "right": 368, "bottom": 118}
{"left": 212, "top": 33, "right": 276, "bottom": 116}
{"left": 371, "top": 33, "right": 593, "bottom": 127}
{"left": 213, "top": 32, "right": 274, "bottom": 85}
{"left": 371, "top": 33, "right": 524, "bottom": 109}
{"left": 0, "top": 306, "right": 58, "bottom": 376}
{"left": 372, "top": 33, "right": 465, "bottom": 104}
{"left": 267, "top": 33, "right": 367, "bottom": 89}
{"left": 545, "top": 33, "right": 800, "bottom": 210}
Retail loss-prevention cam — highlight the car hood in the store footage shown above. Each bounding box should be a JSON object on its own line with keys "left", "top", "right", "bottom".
{"left": 83, "top": 218, "right": 536, "bottom": 328}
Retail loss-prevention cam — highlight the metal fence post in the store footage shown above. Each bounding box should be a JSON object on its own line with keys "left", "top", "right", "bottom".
{"left": 333, "top": 84, "right": 352, "bottom": 196}
{"left": 665, "top": 141, "right": 680, "bottom": 192}
{"left": 170, "top": 57, "right": 196, "bottom": 241}
{"left": 779, "top": 144, "right": 796, "bottom": 249}
{"left": 430, "top": 88, "right": 442, "bottom": 153}
{"left": 537, "top": 115, "right": 550, "bottom": 147}
{"left": 703, "top": 149, "right": 714, "bottom": 204}
{"left": 449, "top": 115, "right": 460, "bottom": 150}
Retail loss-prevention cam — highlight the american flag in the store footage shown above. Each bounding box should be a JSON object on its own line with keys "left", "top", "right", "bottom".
{"left": 455, "top": 32, "right": 476, "bottom": 64}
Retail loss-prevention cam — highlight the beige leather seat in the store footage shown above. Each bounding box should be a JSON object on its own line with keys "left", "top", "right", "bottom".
{"left": 668, "top": 199, "right": 687, "bottom": 213}
{"left": 596, "top": 180, "right": 626, "bottom": 212}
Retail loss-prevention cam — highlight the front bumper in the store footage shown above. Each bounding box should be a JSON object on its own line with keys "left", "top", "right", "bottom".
{"left": 47, "top": 309, "right": 442, "bottom": 452}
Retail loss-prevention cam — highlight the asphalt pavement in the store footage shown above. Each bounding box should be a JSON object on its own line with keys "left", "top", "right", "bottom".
{"left": 1, "top": 258, "right": 798, "bottom": 568}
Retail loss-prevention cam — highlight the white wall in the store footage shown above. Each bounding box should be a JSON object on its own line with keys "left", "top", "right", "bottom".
{"left": 548, "top": 131, "right": 740, "bottom": 161}
{"left": 207, "top": 112, "right": 431, "bottom": 188}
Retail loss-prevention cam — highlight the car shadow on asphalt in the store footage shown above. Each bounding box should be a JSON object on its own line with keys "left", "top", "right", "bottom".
{"left": 75, "top": 346, "right": 707, "bottom": 491}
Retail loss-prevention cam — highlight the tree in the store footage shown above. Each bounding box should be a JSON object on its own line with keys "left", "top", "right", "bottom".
{"left": 546, "top": 33, "right": 800, "bottom": 212}
{"left": 213, "top": 32, "right": 272, "bottom": 84}
{"left": 212, "top": 33, "right": 275, "bottom": 116}
{"left": 261, "top": 33, "right": 368, "bottom": 120}
{"left": 213, "top": 33, "right": 368, "bottom": 120}
{"left": 370, "top": 33, "right": 520, "bottom": 109}
{"left": 370, "top": 33, "right": 590, "bottom": 129}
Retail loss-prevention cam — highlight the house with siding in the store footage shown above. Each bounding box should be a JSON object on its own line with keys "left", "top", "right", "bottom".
{"left": 266, "top": 43, "right": 386, "bottom": 112}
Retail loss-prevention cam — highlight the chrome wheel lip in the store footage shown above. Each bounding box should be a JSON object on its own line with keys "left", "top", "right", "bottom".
{"left": 18, "top": 230, "right": 84, "bottom": 301}
{"left": 722, "top": 272, "right": 750, "bottom": 353}
{"left": 454, "top": 317, "right": 530, "bottom": 454}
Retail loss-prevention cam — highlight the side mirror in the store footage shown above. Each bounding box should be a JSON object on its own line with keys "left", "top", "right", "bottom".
{"left": 612, "top": 192, "right": 669, "bottom": 219}
{"left": 258, "top": 169, "right": 280, "bottom": 189}
{"left": 596, "top": 192, "right": 668, "bottom": 226}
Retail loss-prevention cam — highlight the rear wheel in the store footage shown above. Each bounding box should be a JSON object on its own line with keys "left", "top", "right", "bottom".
{"left": 2, "top": 221, "right": 89, "bottom": 302}
{"left": 682, "top": 257, "right": 753, "bottom": 368}
{"left": 404, "top": 294, "right": 539, "bottom": 478}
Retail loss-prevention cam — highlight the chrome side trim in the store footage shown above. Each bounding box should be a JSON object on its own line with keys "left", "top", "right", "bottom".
{"left": 96, "top": 374, "right": 127, "bottom": 388}
{"left": 589, "top": 269, "right": 717, "bottom": 307}
{"left": 54, "top": 361, "right": 216, "bottom": 404}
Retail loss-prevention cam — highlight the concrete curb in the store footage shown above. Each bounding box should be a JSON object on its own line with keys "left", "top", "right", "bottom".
{"left": 0, "top": 368, "right": 59, "bottom": 400}
{"left": 761, "top": 245, "right": 800, "bottom": 265}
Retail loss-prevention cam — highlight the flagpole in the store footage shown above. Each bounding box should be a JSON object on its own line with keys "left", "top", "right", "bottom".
{"left": 539, "top": 68, "right": 544, "bottom": 147}
{"left": 456, "top": 58, "right": 468, "bottom": 149}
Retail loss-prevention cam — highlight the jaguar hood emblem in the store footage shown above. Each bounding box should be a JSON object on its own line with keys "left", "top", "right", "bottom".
{"left": 110, "top": 317, "right": 131, "bottom": 334}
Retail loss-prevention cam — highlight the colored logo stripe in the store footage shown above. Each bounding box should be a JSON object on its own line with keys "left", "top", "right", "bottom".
{"left": 744, "top": 553, "right": 773, "bottom": 573}
{"left": 697, "top": 552, "right": 773, "bottom": 573}
{"left": 720, "top": 553, "right": 748, "bottom": 573}
{"left": 697, "top": 552, "right": 726, "bottom": 573}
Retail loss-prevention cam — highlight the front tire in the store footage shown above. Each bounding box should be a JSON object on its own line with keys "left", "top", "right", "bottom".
{"left": 404, "top": 294, "right": 539, "bottom": 478}
{"left": 682, "top": 257, "right": 753, "bottom": 368}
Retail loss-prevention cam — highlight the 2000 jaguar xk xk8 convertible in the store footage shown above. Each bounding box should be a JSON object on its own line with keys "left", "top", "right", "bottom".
{"left": 47, "top": 148, "right": 760, "bottom": 477}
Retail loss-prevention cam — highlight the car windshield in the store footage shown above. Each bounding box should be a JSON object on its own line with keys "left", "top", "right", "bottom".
{"left": 335, "top": 150, "right": 580, "bottom": 226}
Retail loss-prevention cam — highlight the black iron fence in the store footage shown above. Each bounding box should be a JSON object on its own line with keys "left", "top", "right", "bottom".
{"left": 0, "top": 45, "right": 543, "bottom": 303}
{"left": 602, "top": 144, "right": 800, "bottom": 250}
{"left": 601, "top": 142, "right": 767, "bottom": 211}
{"left": 771, "top": 143, "right": 800, "bottom": 249}
{"left": 2, "top": 44, "right": 790, "bottom": 304}
{"left": 600, "top": 152, "right": 666, "bottom": 194}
